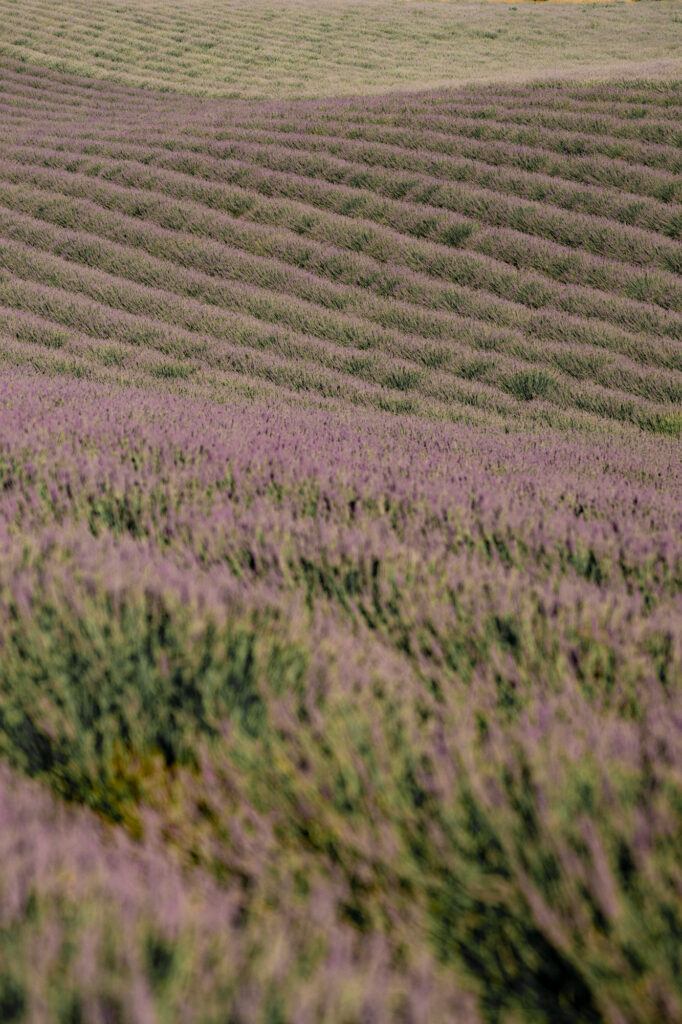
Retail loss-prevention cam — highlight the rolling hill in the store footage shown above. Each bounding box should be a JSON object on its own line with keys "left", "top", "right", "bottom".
{"left": 0, "top": 14, "right": 681, "bottom": 1024}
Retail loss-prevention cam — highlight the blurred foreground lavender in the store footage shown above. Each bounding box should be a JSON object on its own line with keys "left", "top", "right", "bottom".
{"left": 0, "top": 368, "right": 680, "bottom": 1023}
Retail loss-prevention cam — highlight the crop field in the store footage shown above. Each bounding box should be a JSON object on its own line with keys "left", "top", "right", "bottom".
{"left": 1, "top": 0, "right": 681, "bottom": 98}
{"left": 0, "top": 12, "right": 681, "bottom": 1024}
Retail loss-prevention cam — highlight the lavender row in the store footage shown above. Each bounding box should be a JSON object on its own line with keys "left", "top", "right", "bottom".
{"left": 3, "top": 231, "right": 682, "bottom": 434}
{"left": 6, "top": 196, "right": 681, "bottom": 395}
{"left": 5, "top": 135, "right": 678, "bottom": 275}
{"left": 1, "top": 167, "right": 679, "bottom": 345}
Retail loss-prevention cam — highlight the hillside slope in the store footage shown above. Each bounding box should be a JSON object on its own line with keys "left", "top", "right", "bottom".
{"left": 0, "top": 0, "right": 680, "bottom": 97}
{"left": 0, "top": 58, "right": 681, "bottom": 1024}
{"left": 1, "top": 61, "right": 681, "bottom": 433}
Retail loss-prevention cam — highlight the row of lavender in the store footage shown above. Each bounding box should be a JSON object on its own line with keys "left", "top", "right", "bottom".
{"left": 0, "top": 61, "right": 681, "bottom": 437}
{"left": 1, "top": 365, "right": 681, "bottom": 1022}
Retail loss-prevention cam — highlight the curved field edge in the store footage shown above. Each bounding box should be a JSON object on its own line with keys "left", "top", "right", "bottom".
{"left": 0, "top": 0, "right": 679, "bottom": 99}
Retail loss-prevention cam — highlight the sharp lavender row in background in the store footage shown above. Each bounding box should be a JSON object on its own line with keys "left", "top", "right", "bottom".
{"left": 0, "top": 59, "right": 681, "bottom": 1024}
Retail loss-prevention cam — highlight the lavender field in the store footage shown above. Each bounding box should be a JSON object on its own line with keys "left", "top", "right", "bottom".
{"left": 0, "top": 53, "right": 681, "bottom": 1024}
